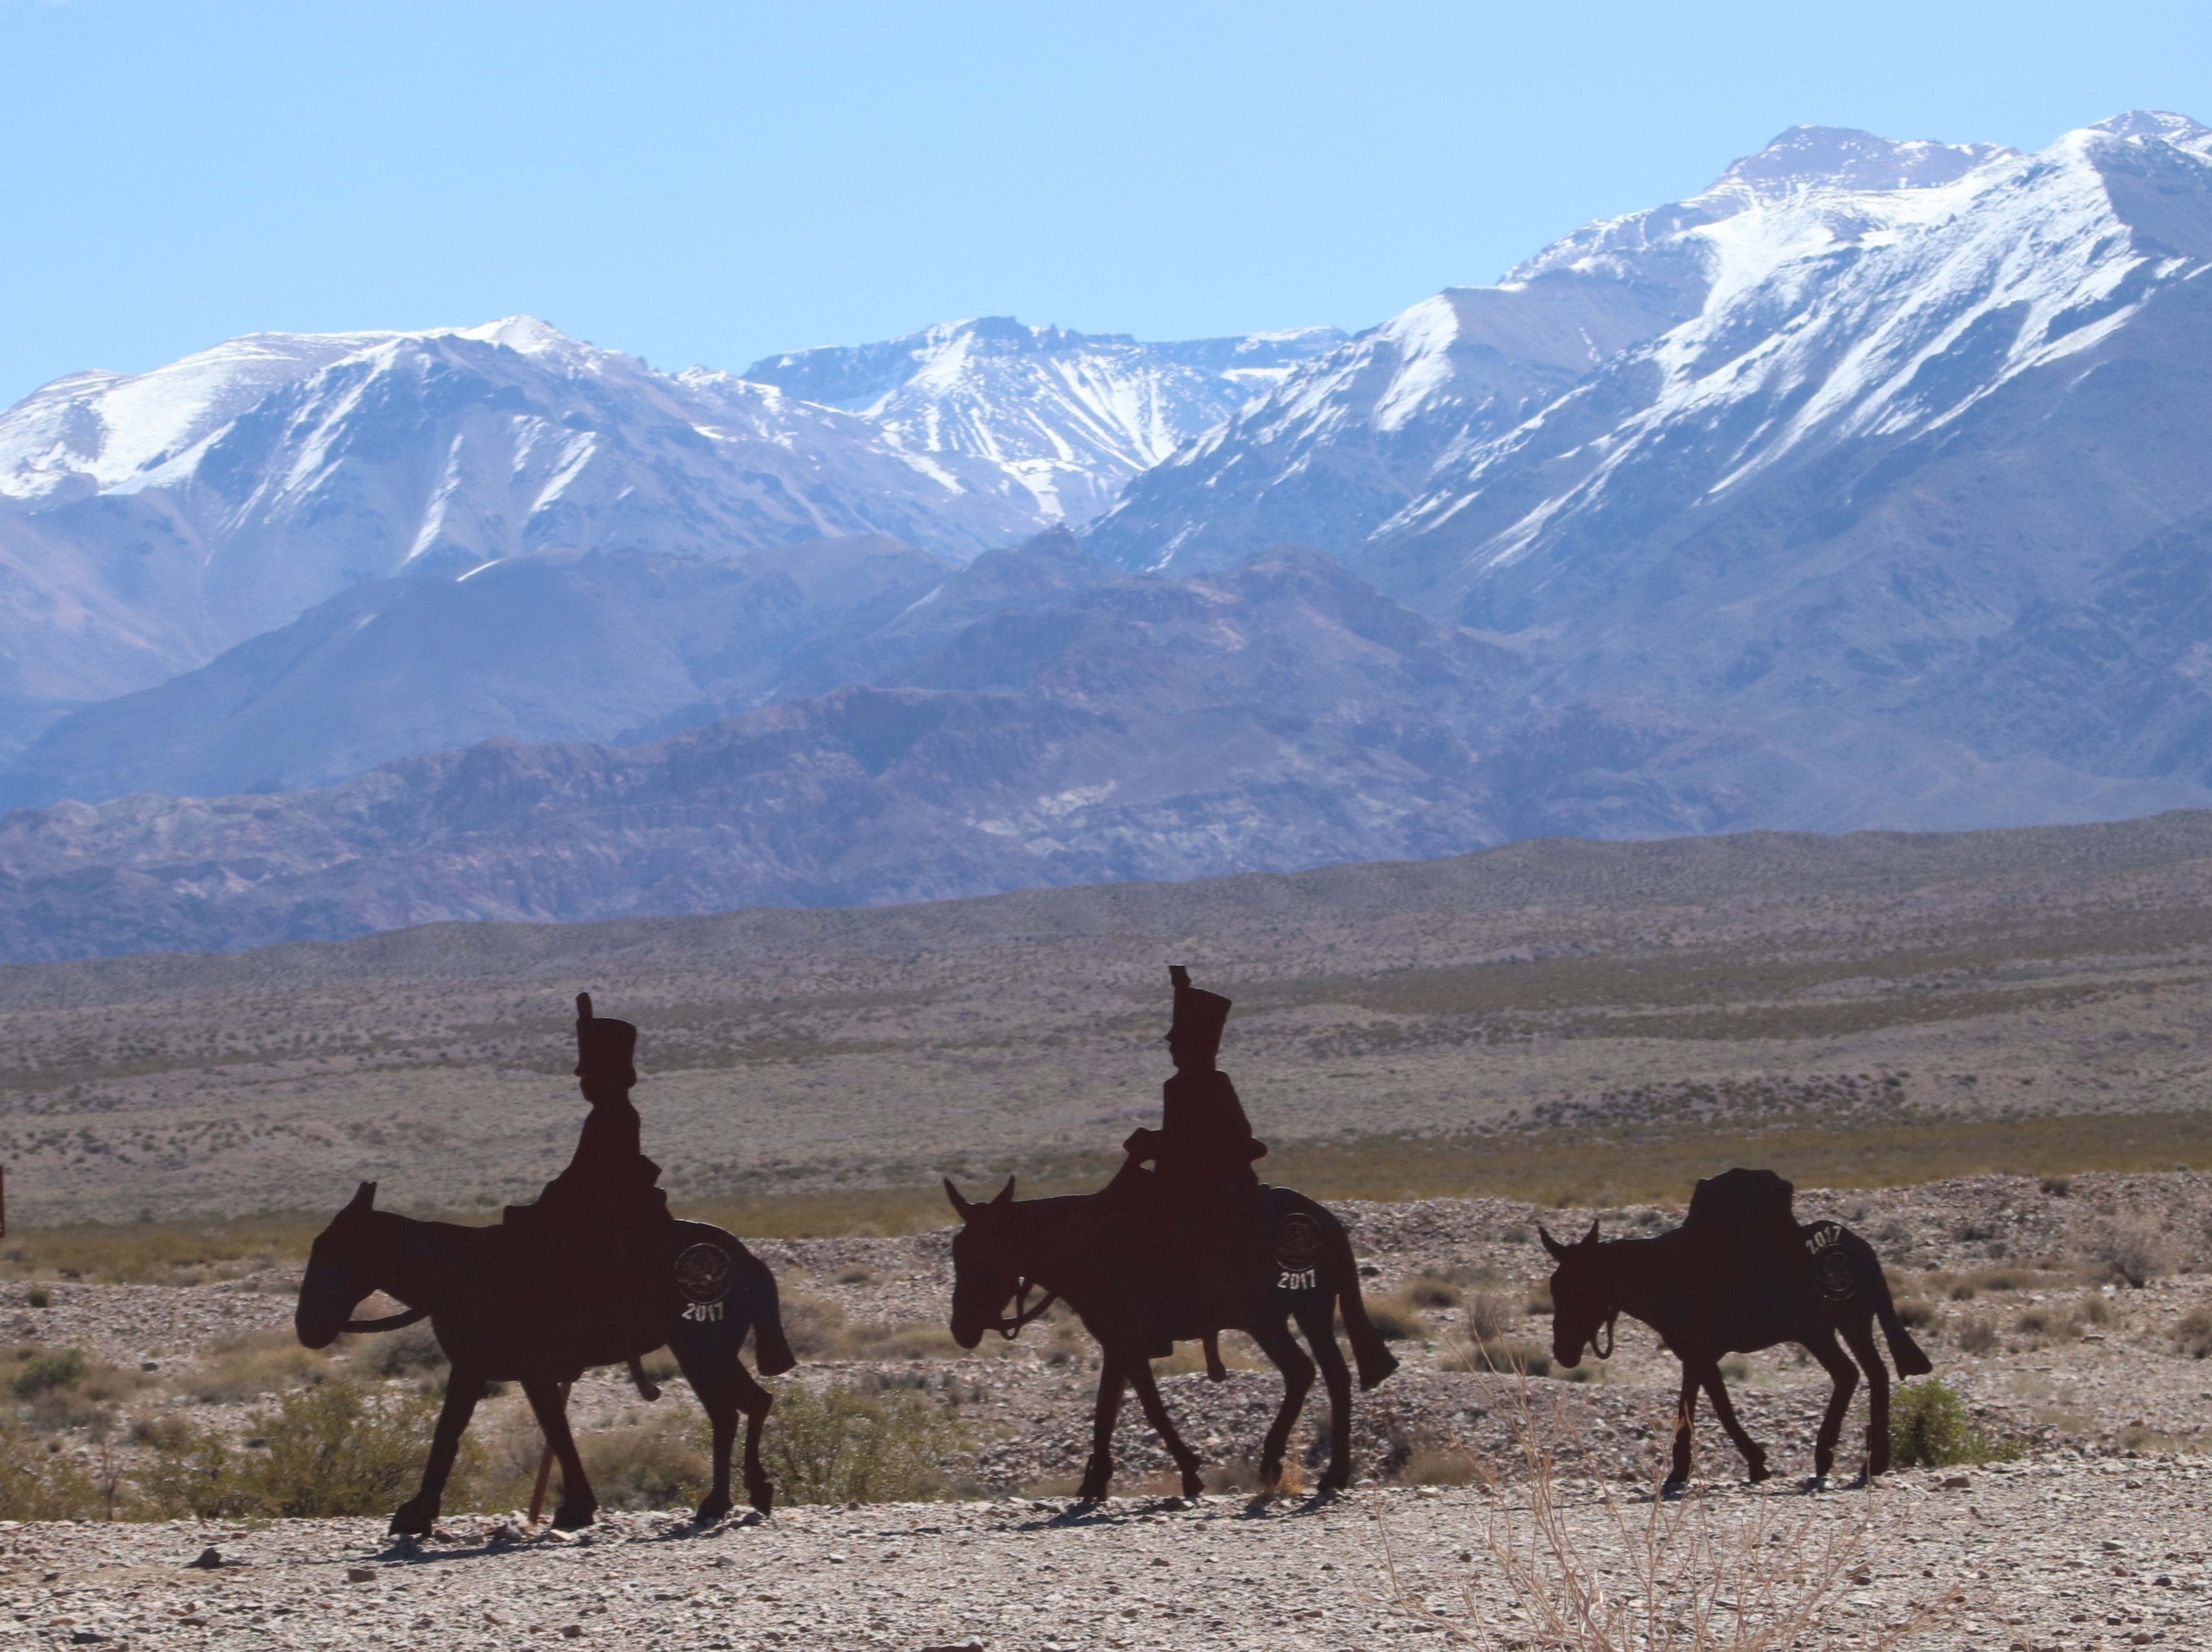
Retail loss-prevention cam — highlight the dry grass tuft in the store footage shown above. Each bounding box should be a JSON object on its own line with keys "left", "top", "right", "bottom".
{"left": 177, "top": 1329, "right": 333, "bottom": 1404}
{"left": 1373, "top": 1383, "right": 1965, "bottom": 1649}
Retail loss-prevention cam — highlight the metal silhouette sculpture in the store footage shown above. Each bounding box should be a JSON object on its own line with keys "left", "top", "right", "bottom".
{"left": 945, "top": 966, "right": 1398, "bottom": 1501}
{"left": 1540, "top": 1167, "right": 1933, "bottom": 1488}
{"left": 294, "top": 996, "right": 796, "bottom": 1533}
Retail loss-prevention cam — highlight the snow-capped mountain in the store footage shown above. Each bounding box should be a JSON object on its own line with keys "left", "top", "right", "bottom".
{"left": 1084, "top": 124, "right": 2021, "bottom": 575}
{"left": 0, "top": 317, "right": 1047, "bottom": 750}
{"left": 743, "top": 317, "right": 1343, "bottom": 524}
{"left": 1087, "top": 111, "right": 2212, "bottom": 813}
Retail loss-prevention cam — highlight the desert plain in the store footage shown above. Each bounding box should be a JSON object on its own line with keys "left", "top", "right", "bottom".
{"left": 8, "top": 815, "right": 2212, "bottom": 1647}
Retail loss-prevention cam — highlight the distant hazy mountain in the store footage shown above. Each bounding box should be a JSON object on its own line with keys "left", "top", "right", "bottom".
{"left": 0, "top": 547, "right": 1529, "bottom": 960}
{"left": 744, "top": 317, "right": 1343, "bottom": 524}
{"left": 10, "top": 537, "right": 2204, "bottom": 964}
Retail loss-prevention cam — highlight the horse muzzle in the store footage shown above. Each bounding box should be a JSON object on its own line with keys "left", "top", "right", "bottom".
{"left": 988, "top": 1279, "right": 1057, "bottom": 1340}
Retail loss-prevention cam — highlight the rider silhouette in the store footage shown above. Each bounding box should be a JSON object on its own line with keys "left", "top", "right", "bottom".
{"left": 508, "top": 995, "right": 671, "bottom": 1309}
{"left": 1121, "top": 965, "right": 1267, "bottom": 1196}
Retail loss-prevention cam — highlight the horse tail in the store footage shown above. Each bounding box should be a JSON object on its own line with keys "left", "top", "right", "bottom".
{"left": 1853, "top": 1230, "right": 1932, "bottom": 1378}
{"left": 742, "top": 1249, "right": 797, "bottom": 1377}
{"left": 1311, "top": 1204, "right": 1398, "bottom": 1391}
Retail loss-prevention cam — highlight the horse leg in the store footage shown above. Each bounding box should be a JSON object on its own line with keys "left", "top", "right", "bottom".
{"left": 1297, "top": 1302, "right": 1356, "bottom": 1493}
{"left": 627, "top": 1356, "right": 661, "bottom": 1402}
{"left": 732, "top": 1362, "right": 776, "bottom": 1514}
{"left": 522, "top": 1377, "right": 598, "bottom": 1530}
{"left": 1840, "top": 1314, "right": 1892, "bottom": 1480}
{"left": 1697, "top": 1363, "right": 1769, "bottom": 1483}
{"left": 1125, "top": 1360, "right": 1207, "bottom": 1499}
{"left": 1203, "top": 1331, "right": 1228, "bottom": 1382}
{"left": 1666, "top": 1364, "right": 1699, "bottom": 1489}
{"left": 390, "top": 1365, "right": 483, "bottom": 1536}
{"left": 1077, "top": 1353, "right": 1127, "bottom": 1503}
{"left": 1245, "top": 1317, "right": 1316, "bottom": 1494}
{"left": 1805, "top": 1330, "right": 1859, "bottom": 1485}
{"left": 675, "top": 1346, "right": 740, "bottom": 1524}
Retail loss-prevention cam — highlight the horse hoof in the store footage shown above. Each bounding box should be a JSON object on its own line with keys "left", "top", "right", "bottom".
{"left": 747, "top": 1482, "right": 774, "bottom": 1516}
{"left": 1747, "top": 1463, "right": 1772, "bottom": 1485}
{"left": 694, "top": 1493, "right": 733, "bottom": 1526}
{"left": 387, "top": 1499, "right": 436, "bottom": 1538}
{"left": 1180, "top": 1470, "right": 1205, "bottom": 1499}
{"left": 552, "top": 1503, "right": 597, "bottom": 1532}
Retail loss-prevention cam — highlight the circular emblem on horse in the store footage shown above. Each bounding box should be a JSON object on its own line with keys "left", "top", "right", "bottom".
{"left": 1803, "top": 1221, "right": 1861, "bottom": 1302}
{"left": 676, "top": 1242, "right": 734, "bottom": 1304}
{"left": 1273, "top": 1210, "right": 1324, "bottom": 1273}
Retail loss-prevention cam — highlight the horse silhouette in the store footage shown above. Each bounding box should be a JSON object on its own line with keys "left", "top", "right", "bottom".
{"left": 297, "top": 1182, "right": 794, "bottom": 1533}
{"left": 946, "top": 1176, "right": 1398, "bottom": 1500}
{"left": 1540, "top": 1208, "right": 1931, "bottom": 1487}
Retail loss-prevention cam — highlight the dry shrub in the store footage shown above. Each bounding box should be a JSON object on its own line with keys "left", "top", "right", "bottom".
{"left": 1467, "top": 1337, "right": 1553, "bottom": 1378}
{"left": 2174, "top": 1308, "right": 2212, "bottom": 1359}
{"left": 779, "top": 1290, "right": 851, "bottom": 1359}
{"left": 1894, "top": 1297, "right": 1934, "bottom": 1329}
{"left": 2011, "top": 1306, "right": 2078, "bottom": 1344}
{"left": 367, "top": 1323, "right": 447, "bottom": 1378}
{"left": 1408, "top": 1274, "right": 1464, "bottom": 1310}
{"left": 2080, "top": 1294, "right": 2114, "bottom": 1327}
{"left": 573, "top": 1422, "right": 708, "bottom": 1511}
{"left": 2090, "top": 1220, "right": 2169, "bottom": 1289}
{"left": 1365, "top": 1292, "right": 1431, "bottom": 1343}
{"left": 1465, "top": 1291, "right": 1512, "bottom": 1344}
{"left": 1952, "top": 1315, "right": 1998, "bottom": 1355}
{"left": 751, "top": 1383, "right": 968, "bottom": 1505}
{"left": 143, "top": 1376, "right": 473, "bottom": 1518}
{"left": 0, "top": 1426, "right": 107, "bottom": 1520}
{"left": 848, "top": 1320, "right": 962, "bottom": 1361}
{"left": 1375, "top": 1384, "right": 1964, "bottom": 1649}
{"left": 180, "top": 1329, "right": 331, "bottom": 1403}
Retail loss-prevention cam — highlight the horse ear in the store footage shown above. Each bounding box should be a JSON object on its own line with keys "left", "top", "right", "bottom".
{"left": 1582, "top": 1218, "right": 1601, "bottom": 1246}
{"left": 1538, "top": 1224, "right": 1570, "bottom": 1262}
{"left": 992, "top": 1176, "right": 1016, "bottom": 1207}
{"left": 943, "top": 1178, "right": 973, "bottom": 1219}
{"left": 346, "top": 1181, "right": 377, "bottom": 1214}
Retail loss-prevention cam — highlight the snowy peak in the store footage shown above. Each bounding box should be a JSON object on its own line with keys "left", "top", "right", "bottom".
{"left": 1710, "top": 125, "right": 2016, "bottom": 197}
{"left": 2090, "top": 109, "right": 2212, "bottom": 156}
{"left": 743, "top": 317, "right": 1344, "bottom": 523}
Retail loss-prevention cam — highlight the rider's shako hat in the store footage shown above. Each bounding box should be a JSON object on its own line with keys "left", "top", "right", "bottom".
{"left": 1167, "top": 964, "right": 1231, "bottom": 1063}
{"left": 573, "top": 991, "right": 639, "bottom": 1084}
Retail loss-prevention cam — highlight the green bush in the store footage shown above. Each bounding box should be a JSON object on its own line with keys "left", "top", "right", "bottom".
{"left": 144, "top": 1377, "right": 473, "bottom": 1518}
{"left": 9, "top": 1348, "right": 85, "bottom": 1399}
{"left": 1889, "top": 1379, "right": 2022, "bottom": 1468}
{"left": 749, "top": 1383, "right": 968, "bottom": 1505}
{"left": 24, "top": 1288, "right": 49, "bottom": 1309}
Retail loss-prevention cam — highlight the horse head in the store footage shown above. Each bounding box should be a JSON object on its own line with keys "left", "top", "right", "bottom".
{"left": 295, "top": 1181, "right": 419, "bottom": 1349}
{"left": 1538, "top": 1218, "right": 1617, "bottom": 1369}
{"left": 943, "top": 1177, "right": 1054, "bottom": 1349}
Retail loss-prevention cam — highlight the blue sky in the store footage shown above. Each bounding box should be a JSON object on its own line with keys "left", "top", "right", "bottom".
{"left": 3, "top": 0, "right": 2209, "bottom": 399}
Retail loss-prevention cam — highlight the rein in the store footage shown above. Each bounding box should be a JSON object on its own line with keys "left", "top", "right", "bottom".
{"left": 1591, "top": 1311, "right": 1617, "bottom": 1361}
{"left": 993, "top": 1278, "right": 1058, "bottom": 1339}
{"left": 342, "top": 1305, "right": 429, "bottom": 1333}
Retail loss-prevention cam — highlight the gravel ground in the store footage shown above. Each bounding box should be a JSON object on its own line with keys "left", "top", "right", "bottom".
{"left": 5, "top": 1172, "right": 2212, "bottom": 1646}
{"left": 0, "top": 1462, "right": 2208, "bottom": 1650}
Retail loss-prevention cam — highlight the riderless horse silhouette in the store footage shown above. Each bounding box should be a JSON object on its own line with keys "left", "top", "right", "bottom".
{"left": 1539, "top": 1168, "right": 1932, "bottom": 1488}
{"left": 946, "top": 1176, "right": 1399, "bottom": 1500}
{"left": 296, "top": 1182, "right": 795, "bottom": 1533}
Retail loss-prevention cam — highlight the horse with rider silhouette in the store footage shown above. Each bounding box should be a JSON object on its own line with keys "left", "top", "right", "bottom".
{"left": 294, "top": 996, "right": 795, "bottom": 1534}
{"left": 1540, "top": 1167, "right": 1932, "bottom": 1488}
{"left": 944, "top": 965, "right": 1399, "bottom": 1501}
